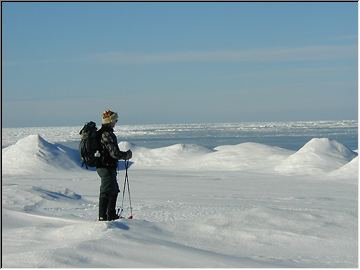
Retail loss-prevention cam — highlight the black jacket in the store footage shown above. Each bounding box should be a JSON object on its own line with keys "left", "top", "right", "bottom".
{"left": 97, "top": 124, "right": 128, "bottom": 168}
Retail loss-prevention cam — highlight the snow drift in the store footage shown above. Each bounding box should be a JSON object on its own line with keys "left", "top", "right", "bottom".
{"left": 275, "top": 138, "right": 357, "bottom": 175}
{"left": 120, "top": 139, "right": 357, "bottom": 175}
{"left": 120, "top": 141, "right": 293, "bottom": 171}
{"left": 2, "top": 134, "right": 81, "bottom": 175}
{"left": 196, "top": 143, "right": 293, "bottom": 171}
{"left": 2, "top": 135, "right": 358, "bottom": 177}
{"left": 329, "top": 156, "right": 358, "bottom": 179}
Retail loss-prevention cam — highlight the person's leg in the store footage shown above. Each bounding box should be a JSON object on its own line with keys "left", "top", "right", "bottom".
{"left": 99, "top": 192, "right": 109, "bottom": 221}
{"left": 107, "top": 193, "right": 119, "bottom": 220}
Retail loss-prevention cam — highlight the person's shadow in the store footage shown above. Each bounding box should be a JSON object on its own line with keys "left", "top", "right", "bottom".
{"left": 106, "top": 221, "right": 130, "bottom": 230}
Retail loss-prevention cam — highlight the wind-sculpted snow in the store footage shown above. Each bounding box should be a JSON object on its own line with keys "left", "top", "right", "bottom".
{"left": 3, "top": 168, "right": 357, "bottom": 267}
{"left": 2, "top": 135, "right": 358, "bottom": 177}
{"left": 329, "top": 156, "right": 358, "bottom": 179}
{"left": 2, "top": 134, "right": 358, "bottom": 267}
{"left": 123, "top": 143, "right": 214, "bottom": 169}
{"left": 120, "top": 138, "right": 357, "bottom": 175}
{"left": 32, "top": 187, "right": 82, "bottom": 201}
{"left": 3, "top": 184, "right": 88, "bottom": 214}
{"left": 197, "top": 143, "right": 294, "bottom": 171}
{"left": 128, "top": 142, "right": 293, "bottom": 171}
{"left": 2, "top": 134, "right": 81, "bottom": 175}
{"left": 275, "top": 138, "right": 357, "bottom": 175}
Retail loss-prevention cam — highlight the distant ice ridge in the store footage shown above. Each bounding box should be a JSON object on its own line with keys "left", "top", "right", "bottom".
{"left": 3, "top": 134, "right": 357, "bottom": 178}
{"left": 2, "top": 120, "right": 357, "bottom": 149}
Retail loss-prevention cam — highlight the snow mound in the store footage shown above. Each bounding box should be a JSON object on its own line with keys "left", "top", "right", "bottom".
{"left": 130, "top": 142, "right": 293, "bottom": 171}
{"left": 130, "top": 143, "right": 213, "bottom": 168}
{"left": 329, "top": 156, "right": 358, "bottom": 179}
{"left": 156, "top": 143, "right": 213, "bottom": 155}
{"left": 196, "top": 143, "right": 293, "bottom": 171}
{"left": 2, "top": 134, "right": 80, "bottom": 175}
{"left": 3, "top": 136, "right": 356, "bottom": 176}
{"left": 275, "top": 138, "right": 357, "bottom": 175}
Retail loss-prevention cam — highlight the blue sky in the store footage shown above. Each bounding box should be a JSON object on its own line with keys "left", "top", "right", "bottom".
{"left": 2, "top": 2, "right": 358, "bottom": 127}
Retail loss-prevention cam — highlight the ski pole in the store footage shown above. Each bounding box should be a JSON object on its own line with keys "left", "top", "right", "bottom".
{"left": 118, "top": 163, "right": 127, "bottom": 218}
{"left": 118, "top": 159, "right": 133, "bottom": 219}
{"left": 125, "top": 159, "right": 133, "bottom": 219}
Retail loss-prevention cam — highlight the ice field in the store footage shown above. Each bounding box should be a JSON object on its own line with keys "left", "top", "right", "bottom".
{"left": 2, "top": 122, "right": 358, "bottom": 267}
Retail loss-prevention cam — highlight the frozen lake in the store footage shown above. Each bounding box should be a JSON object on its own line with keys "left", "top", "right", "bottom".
{"left": 3, "top": 120, "right": 358, "bottom": 151}
{"left": 2, "top": 120, "right": 358, "bottom": 267}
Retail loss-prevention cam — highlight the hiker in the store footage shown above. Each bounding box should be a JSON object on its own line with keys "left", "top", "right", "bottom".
{"left": 97, "top": 110, "right": 132, "bottom": 221}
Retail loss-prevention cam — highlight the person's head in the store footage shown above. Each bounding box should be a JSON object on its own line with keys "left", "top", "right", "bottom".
{"left": 102, "top": 110, "right": 118, "bottom": 128}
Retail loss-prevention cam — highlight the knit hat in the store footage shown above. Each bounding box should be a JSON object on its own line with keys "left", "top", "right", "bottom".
{"left": 102, "top": 110, "right": 119, "bottom": 124}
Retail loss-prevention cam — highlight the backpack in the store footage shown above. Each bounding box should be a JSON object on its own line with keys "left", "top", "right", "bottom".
{"left": 79, "top": 121, "right": 100, "bottom": 169}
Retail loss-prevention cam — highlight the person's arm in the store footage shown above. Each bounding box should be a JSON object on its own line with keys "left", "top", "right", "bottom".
{"left": 101, "top": 132, "right": 132, "bottom": 160}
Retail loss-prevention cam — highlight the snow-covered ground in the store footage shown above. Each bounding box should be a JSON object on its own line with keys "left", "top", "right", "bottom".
{"left": 2, "top": 133, "right": 358, "bottom": 267}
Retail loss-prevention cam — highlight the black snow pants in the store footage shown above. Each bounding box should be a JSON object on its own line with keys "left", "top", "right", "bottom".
{"left": 96, "top": 167, "right": 120, "bottom": 220}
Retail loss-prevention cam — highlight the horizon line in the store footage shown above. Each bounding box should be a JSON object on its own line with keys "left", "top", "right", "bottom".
{"left": 2, "top": 119, "right": 358, "bottom": 129}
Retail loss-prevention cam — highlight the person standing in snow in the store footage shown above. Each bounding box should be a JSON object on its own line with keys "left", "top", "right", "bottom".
{"left": 96, "top": 110, "right": 132, "bottom": 221}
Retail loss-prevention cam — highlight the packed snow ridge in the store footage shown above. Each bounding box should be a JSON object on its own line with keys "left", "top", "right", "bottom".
{"left": 2, "top": 134, "right": 81, "bottom": 175}
{"left": 2, "top": 134, "right": 357, "bottom": 177}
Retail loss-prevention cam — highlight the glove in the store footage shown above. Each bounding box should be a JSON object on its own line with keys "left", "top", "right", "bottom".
{"left": 124, "top": 150, "right": 132, "bottom": 160}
